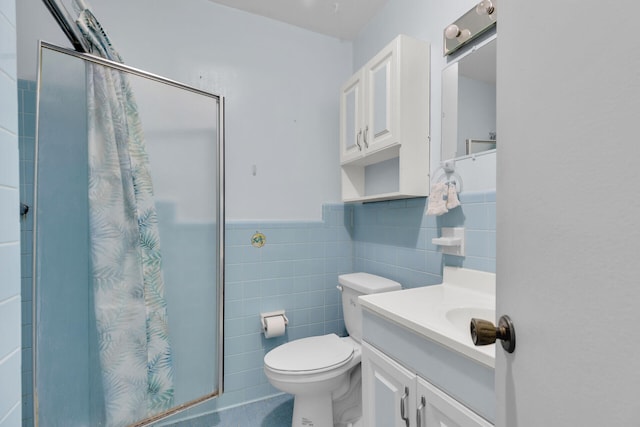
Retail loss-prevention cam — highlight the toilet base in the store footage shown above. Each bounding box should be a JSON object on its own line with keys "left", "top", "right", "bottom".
{"left": 291, "top": 393, "right": 333, "bottom": 427}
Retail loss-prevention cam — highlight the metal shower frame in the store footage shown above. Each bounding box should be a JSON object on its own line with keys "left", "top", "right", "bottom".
{"left": 32, "top": 40, "right": 226, "bottom": 427}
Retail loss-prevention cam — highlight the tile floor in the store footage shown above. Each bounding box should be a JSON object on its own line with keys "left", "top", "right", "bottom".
{"left": 165, "top": 394, "right": 294, "bottom": 427}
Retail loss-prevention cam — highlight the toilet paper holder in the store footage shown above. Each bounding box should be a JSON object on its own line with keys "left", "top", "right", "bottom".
{"left": 260, "top": 310, "right": 289, "bottom": 333}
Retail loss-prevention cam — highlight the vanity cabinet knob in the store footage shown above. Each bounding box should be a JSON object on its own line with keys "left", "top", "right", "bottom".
{"left": 470, "top": 315, "right": 516, "bottom": 353}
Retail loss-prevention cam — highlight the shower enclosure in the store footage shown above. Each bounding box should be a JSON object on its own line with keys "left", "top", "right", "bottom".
{"left": 32, "top": 42, "right": 224, "bottom": 426}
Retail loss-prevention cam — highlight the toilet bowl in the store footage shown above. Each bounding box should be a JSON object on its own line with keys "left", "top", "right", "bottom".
{"left": 265, "top": 334, "right": 360, "bottom": 426}
{"left": 263, "top": 273, "right": 402, "bottom": 427}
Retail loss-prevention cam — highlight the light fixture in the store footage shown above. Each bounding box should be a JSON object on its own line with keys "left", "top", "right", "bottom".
{"left": 444, "top": 24, "right": 471, "bottom": 42}
{"left": 443, "top": 0, "right": 497, "bottom": 55}
{"left": 475, "top": 0, "right": 495, "bottom": 16}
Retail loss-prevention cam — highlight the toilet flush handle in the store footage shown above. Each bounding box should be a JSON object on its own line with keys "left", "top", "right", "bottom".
{"left": 336, "top": 285, "right": 343, "bottom": 292}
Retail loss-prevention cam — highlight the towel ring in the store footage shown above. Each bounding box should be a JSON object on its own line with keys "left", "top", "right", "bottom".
{"left": 431, "top": 166, "right": 463, "bottom": 193}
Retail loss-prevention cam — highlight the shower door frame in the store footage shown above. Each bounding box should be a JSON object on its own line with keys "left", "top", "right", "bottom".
{"left": 32, "top": 41, "right": 225, "bottom": 427}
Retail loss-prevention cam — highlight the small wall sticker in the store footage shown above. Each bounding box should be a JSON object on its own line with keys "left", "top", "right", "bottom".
{"left": 251, "top": 231, "right": 266, "bottom": 248}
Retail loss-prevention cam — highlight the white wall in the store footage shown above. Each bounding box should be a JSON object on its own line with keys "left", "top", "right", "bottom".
{"left": 17, "top": 0, "right": 352, "bottom": 221}
{"left": 0, "top": 0, "right": 22, "bottom": 425}
{"left": 354, "top": 0, "right": 496, "bottom": 190}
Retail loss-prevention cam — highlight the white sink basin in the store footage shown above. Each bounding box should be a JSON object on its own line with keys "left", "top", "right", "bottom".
{"left": 359, "top": 267, "right": 496, "bottom": 367}
{"left": 446, "top": 307, "right": 495, "bottom": 336}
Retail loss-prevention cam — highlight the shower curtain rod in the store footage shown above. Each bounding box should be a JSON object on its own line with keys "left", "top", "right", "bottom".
{"left": 41, "top": 0, "right": 89, "bottom": 53}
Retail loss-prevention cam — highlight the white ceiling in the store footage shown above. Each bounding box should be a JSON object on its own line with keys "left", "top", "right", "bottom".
{"left": 206, "top": 0, "right": 389, "bottom": 40}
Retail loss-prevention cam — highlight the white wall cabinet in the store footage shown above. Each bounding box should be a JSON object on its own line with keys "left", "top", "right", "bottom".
{"left": 339, "top": 35, "right": 430, "bottom": 202}
{"left": 339, "top": 39, "right": 401, "bottom": 164}
{"left": 362, "top": 342, "right": 493, "bottom": 427}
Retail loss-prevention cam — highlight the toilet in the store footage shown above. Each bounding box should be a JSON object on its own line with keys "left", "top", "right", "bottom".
{"left": 264, "top": 273, "right": 402, "bottom": 427}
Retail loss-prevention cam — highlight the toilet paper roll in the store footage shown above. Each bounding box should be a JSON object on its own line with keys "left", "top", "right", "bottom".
{"left": 263, "top": 315, "right": 286, "bottom": 338}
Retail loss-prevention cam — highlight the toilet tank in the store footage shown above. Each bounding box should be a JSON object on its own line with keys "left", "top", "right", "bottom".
{"left": 338, "top": 273, "right": 402, "bottom": 342}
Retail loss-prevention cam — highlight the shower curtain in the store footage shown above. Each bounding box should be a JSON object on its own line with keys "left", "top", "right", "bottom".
{"left": 73, "top": 2, "right": 174, "bottom": 425}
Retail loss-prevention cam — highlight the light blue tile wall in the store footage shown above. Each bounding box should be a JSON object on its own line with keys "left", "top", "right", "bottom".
{"left": 438, "top": 191, "right": 497, "bottom": 273}
{"left": 352, "top": 191, "right": 496, "bottom": 288}
{"left": 221, "top": 204, "right": 353, "bottom": 406}
{"left": 17, "top": 79, "right": 34, "bottom": 427}
{"left": 164, "top": 192, "right": 495, "bottom": 424}
{"left": 158, "top": 205, "right": 354, "bottom": 424}
{"left": 0, "top": 0, "right": 22, "bottom": 426}
{"left": 353, "top": 198, "right": 444, "bottom": 288}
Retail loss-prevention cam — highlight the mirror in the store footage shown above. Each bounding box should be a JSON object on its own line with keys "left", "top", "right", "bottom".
{"left": 441, "top": 36, "right": 496, "bottom": 160}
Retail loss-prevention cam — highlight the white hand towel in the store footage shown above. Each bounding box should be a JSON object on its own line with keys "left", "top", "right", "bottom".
{"left": 426, "top": 182, "right": 449, "bottom": 216}
{"left": 446, "top": 182, "right": 461, "bottom": 210}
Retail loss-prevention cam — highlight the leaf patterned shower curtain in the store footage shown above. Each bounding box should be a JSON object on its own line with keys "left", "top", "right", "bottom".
{"left": 74, "top": 2, "right": 174, "bottom": 425}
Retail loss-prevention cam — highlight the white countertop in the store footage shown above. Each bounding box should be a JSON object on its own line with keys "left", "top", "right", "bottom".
{"left": 360, "top": 267, "right": 496, "bottom": 368}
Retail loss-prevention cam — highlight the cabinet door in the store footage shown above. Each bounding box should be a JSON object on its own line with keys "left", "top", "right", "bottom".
{"left": 340, "top": 71, "right": 364, "bottom": 163}
{"left": 362, "top": 342, "right": 416, "bottom": 427}
{"left": 363, "top": 39, "right": 399, "bottom": 154}
{"left": 417, "top": 377, "right": 493, "bottom": 427}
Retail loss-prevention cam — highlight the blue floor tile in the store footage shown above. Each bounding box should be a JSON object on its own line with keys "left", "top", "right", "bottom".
{"left": 165, "top": 394, "right": 293, "bottom": 427}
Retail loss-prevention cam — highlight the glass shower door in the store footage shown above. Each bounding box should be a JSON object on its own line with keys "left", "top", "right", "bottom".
{"left": 33, "top": 42, "right": 224, "bottom": 427}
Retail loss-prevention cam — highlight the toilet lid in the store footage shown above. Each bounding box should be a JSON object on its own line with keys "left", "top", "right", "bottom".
{"left": 264, "top": 334, "right": 354, "bottom": 373}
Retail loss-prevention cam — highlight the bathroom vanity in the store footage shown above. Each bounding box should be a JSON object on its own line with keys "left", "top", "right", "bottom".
{"left": 359, "top": 267, "right": 495, "bottom": 426}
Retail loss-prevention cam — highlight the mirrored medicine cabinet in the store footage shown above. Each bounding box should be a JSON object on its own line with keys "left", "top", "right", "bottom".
{"left": 441, "top": 34, "right": 496, "bottom": 161}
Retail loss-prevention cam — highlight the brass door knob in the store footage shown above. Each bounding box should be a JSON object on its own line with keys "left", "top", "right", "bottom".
{"left": 470, "top": 315, "right": 516, "bottom": 353}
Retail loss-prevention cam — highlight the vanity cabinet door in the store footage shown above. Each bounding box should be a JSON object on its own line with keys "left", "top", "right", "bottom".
{"left": 417, "top": 377, "right": 493, "bottom": 427}
{"left": 362, "top": 342, "right": 416, "bottom": 427}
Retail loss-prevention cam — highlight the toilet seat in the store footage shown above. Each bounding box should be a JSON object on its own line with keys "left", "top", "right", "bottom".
{"left": 264, "top": 334, "right": 354, "bottom": 375}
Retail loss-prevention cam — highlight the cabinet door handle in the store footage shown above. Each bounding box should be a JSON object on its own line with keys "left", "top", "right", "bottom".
{"left": 356, "top": 129, "right": 363, "bottom": 150}
{"left": 400, "top": 386, "right": 410, "bottom": 427}
{"left": 416, "top": 396, "right": 426, "bottom": 427}
{"left": 363, "top": 125, "right": 369, "bottom": 148}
